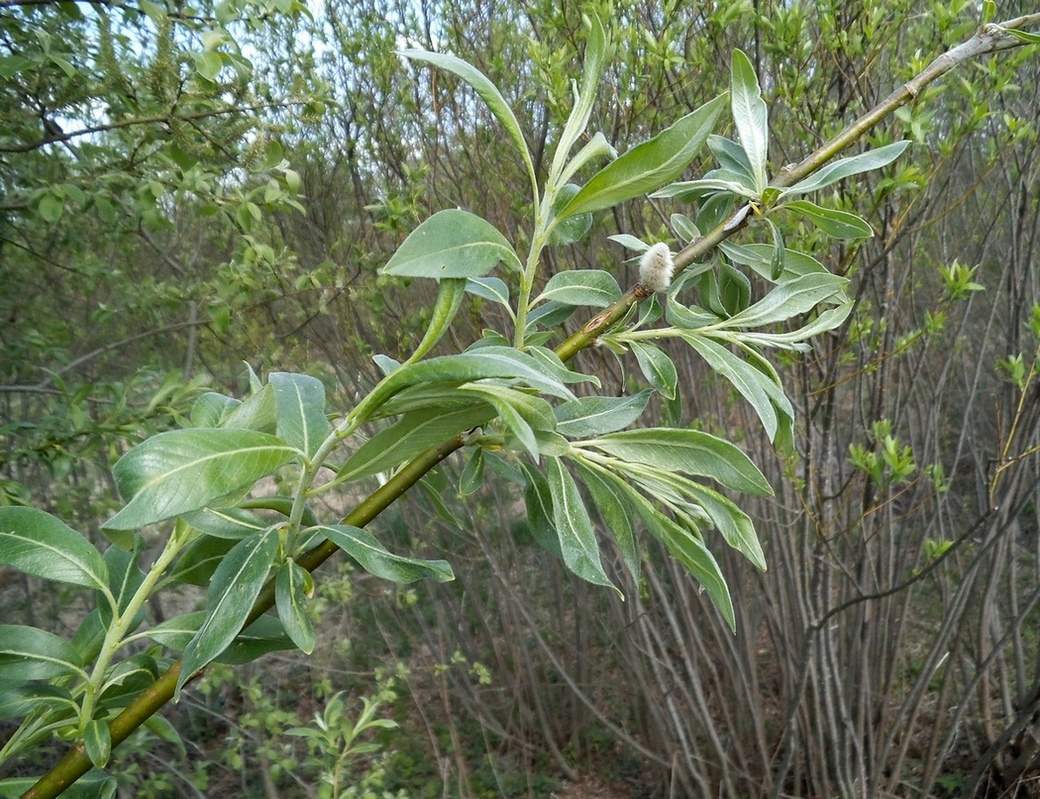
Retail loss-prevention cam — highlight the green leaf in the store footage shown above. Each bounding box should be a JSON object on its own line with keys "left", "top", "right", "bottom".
{"left": 719, "top": 272, "right": 848, "bottom": 328}
{"left": 783, "top": 199, "right": 874, "bottom": 239}
{"left": 99, "top": 541, "right": 146, "bottom": 627}
{"left": 338, "top": 404, "right": 493, "bottom": 482}
{"left": 680, "top": 333, "right": 784, "bottom": 440}
{"left": 177, "top": 528, "right": 279, "bottom": 693}
{"left": 780, "top": 141, "right": 910, "bottom": 197}
{"left": 719, "top": 241, "right": 830, "bottom": 281}
{"left": 641, "top": 509, "right": 735, "bottom": 630}
{"left": 549, "top": 13, "right": 608, "bottom": 188}
{"left": 98, "top": 653, "right": 159, "bottom": 704}
{"left": 190, "top": 392, "right": 241, "bottom": 427}
{"left": 223, "top": 383, "right": 276, "bottom": 433}
{"left": 193, "top": 50, "right": 222, "bottom": 81}
{"left": 535, "top": 269, "right": 622, "bottom": 308}
{"left": 556, "top": 131, "right": 617, "bottom": 189}
{"left": 681, "top": 481, "right": 765, "bottom": 570}
{"left": 84, "top": 719, "right": 112, "bottom": 768}
{"left": 571, "top": 460, "right": 641, "bottom": 581}
{"left": 557, "top": 94, "right": 726, "bottom": 219}
{"left": 707, "top": 135, "right": 757, "bottom": 187}
{"left": 519, "top": 462, "right": 561, "bottom": 559}
{"left": 767, "top": 218, "right": 785, "bottom": 280}
{"left": 360, "top": 346, "right": 576, "bottom": 421}
{"left": 404, "top": 278, "right": 468, "bottom": 364}
{"left": 317, "top": 524, "right": 454, "bottom": 583}
{"left": 0, "top": 507, "right": 108, "bottom": 591}
{"left": 719, "top": 262, "right": 752, "bottom": 315}
{"left": 165, "top": 534, "right": 238, "bottom": 586}
{"left": 465, "top": 277, "right": 511, "bottom": 308}
{"left": 380, "top": 209, "right": 522, "bottom": 278}
{"left": 459, "top": 447, "right": 485, "bottom": 495}
{"left": 554, "top": 390, "right": 652, "bottom": 438}
{"left": 38, "top": 193, "right": 64, "bottom": 223}
{"left": 106, "top": 429, "right": 297, "bottom": 530}
{"left": 400, "top": 51, "right": 535, "bottom": 193}
{"left": 1005, "top": 28, "right": 1040, "bottom": 45}
{"left": 630, "top": 341, "right": 677, "bottom": 400}
{"left": 651, "top": 176, "right": 758, "bottom": 201}
{"left": 0, "top": 625, "right": 84, "bottom": 681}
{"left": 276, "top": 559, "right": 316, "bottom": 655}
{"left": 546, "top": 457, "right": 619, "bottom": 595}
{"left": 143, "top": 714, "right": 186, "bottom": 757}
{"left": 459, "top": 382, "right": 557, "bottom": 460}
{"left": 730, "top": 49, "right": 768, "bottom": 193}
{"left": 181, "top": 506, "right": 268, "bottom": 540}
{"left": 269, "top": 372, "right": 329, "bottom": 458}
{"left": 0, "top": 682, "right": 76, "bottom": 722}
{"left": 146, "top": 613, "right": 294, "bottom": 663}
{"left": 583, "top": 428, "right": 772, "bottom": 496}
{"left": 547, "top": 184, "right": 593, "bottom": 246}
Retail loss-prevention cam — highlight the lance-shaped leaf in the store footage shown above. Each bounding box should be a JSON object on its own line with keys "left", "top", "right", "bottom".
{"left": 534, "top": 269, "right": 622, "bottom": 308}
{"left": 547, "top": 184, "right": 594, "bottom": 246}
{"left": 400, "top": 50, "right": 535, "bottom": 193}
{"left": 642, "top": 508, "right": 735, "bottom": 630}
{"left": 458, "top": 382, "right": 557, "bottom": 460}
{"left": 0, "top": 683, "right": 77, "bottom": 723}
{"left": 465, "top": 276, "right": 511, "bottom": 309}
{"left": 338, "top": 403, "right": 493, "bottom": 482}
{"left": 0, "top": 507, "right": 108, "bottom": 591}
{"left": 147, "top": 613, "right": 294, "bottom": 664}
{"left": 106, "top": 429, "right": 297, "bottom": 530}
{"left": 730, "top": 49, "right": 769, "bottom": 194}
{"left": 177, "top": 527, "right": 279, "bottom": 694}
{"left": 583, "top": 428, "right": 772, "bottom": 496}
{"left": 276, "top": 559, "right": 316, "bottom": 655}
{"left": 546, "top": 457, "right": 619, "bottom": 596}
{"left": 557, "top": 93, "right": 726, "bottom": 219}
{"left": 737, "top": 302, "right": 854, "bottom": 350}
{"left": 190, "top": 392, "right": 240, "bottom": 427}
{"left": 783, "top": 199, "right": 874, "bottom": 239}
{"left": 84, "top": 720, "right": 112, "bottom": 768}
{"left": 549, "top": 13, "right": 607, "bottom": 187}
{"left": 681, "top": 481, "right": 766, "bottom": 570}
{"left": 404, "top": 278, "right": 468, "bottom": 364}
{"left": 597, "top": 474, "right": 735, "bottom": 628}
{"left": 554, "top": 390, "right": 652, "bottom": 438}
{"left": 181, "top": 506, "right": 268, "bottom": 540}
{"left": 0, "top": 625, "right": 85, "bottom": 681}
{"left": 223, "top": 383, "right": 276, "bottom": 433}
{"left": 630, "top": 340, "right": 677, "bottom": 400}
{"left": 571, "top": 459, "right": 641, "bottom": 581}
{"left": 165, "top": 535, "right": 237, "bottom": 586}
{"left": 719, "top": 242, "right": 830, "bottom": 281}
{"left": 779, "top": 140, "right": 910, "bottom": 197}
{"left": 519, "top": 461, "right": 562, "bottom": 559}
{"left": 380, "top": 209, "right": 522, "bottom": 279}
{"left": 318, "top": 524, "right": 454, "bottom": 583}
{"left": 681, "top": 333, "right": 790, "bottom": 441}
{"left": 716, "top": 272, "right": 849, "bottom": 329}
{"left": 270, "top": 372, "right": 329, "bottom": 458}
{"left": 707, "top": 134, "right": 757, "bottom": 187}
{"left": 358, "top": 346, "right": 577, "bottom": 422}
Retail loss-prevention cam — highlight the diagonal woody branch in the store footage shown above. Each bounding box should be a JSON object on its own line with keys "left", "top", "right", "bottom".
{"left": 20, "top": 14, "right": 1040, "bottom": 799}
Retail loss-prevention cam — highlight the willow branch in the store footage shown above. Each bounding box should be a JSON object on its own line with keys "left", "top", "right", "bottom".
{"left": 21, "top": 13, "right": 1040, "bottom": 799}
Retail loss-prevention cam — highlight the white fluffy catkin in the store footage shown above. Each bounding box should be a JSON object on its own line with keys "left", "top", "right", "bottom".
{"left": 638, "top": 242, "right": 674, "bottom": 293}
